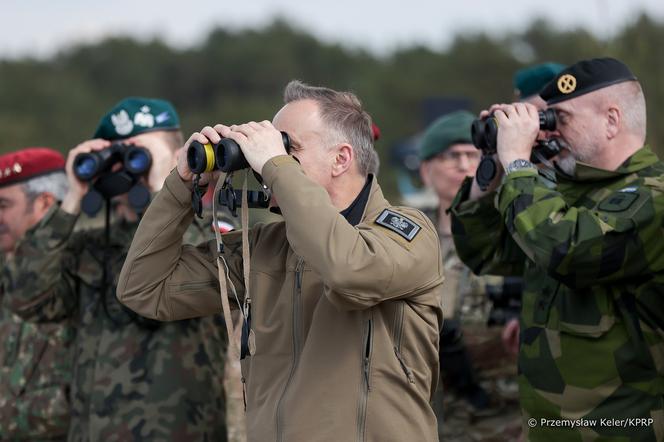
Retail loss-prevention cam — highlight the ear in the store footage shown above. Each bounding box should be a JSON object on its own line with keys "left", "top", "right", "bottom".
{"left": 606, "top": 105, "right": 621, "bottom": 139}
{"left": 33, "top": 193, "right": 56, "bottom": 218}
{"left": 420, "top": 161, "right": 432, "bottom": 187}
{"left": 331, "top": 143, "right": 354, "bottom": 177}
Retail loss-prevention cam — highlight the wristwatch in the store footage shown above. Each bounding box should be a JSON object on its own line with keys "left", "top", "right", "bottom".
{"left": 505, "top": 158, "right": 536, "bottom": 176}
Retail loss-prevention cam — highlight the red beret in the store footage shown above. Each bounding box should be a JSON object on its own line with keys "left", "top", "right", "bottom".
{"left": 0, "top": 147, "right": 65, "bottom": 188}
{"left": 371, "top": 123, "right": 381, "bottom": 141}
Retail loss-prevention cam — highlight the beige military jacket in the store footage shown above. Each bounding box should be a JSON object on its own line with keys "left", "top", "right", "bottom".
{"left": 118, "top": 156, "right": 444, "bottom": 442}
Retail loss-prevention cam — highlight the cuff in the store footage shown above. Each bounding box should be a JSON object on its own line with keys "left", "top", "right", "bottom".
{"left": 448, "top": 176, "right": 498, "bottom": 218}
{"left": 261, "top": 155, "right": 301, "bottom": 189}
{"left": 163, "top": 168, "right": 197, "bottom": 208}
{"left": 497, "top": 170, "right": 538, "bottom": 215}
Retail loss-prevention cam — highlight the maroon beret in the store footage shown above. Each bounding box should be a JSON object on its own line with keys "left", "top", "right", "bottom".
{"left": 0, "top": 147, "right": 65, "bottom": 188}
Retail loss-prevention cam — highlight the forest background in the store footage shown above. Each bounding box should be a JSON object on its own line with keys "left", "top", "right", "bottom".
{"left": 1, "top": 14, "right": 662, "bottom": 201}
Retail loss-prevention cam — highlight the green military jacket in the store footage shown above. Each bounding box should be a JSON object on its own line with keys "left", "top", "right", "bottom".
{"left": 2, "top": 206, "right": 228, "bottom": 441}
{"left": 450, "top": 147, "right": 664, "bottom": 441}
{"left": 1, "top": 254, "right": 74, "bottom": 440}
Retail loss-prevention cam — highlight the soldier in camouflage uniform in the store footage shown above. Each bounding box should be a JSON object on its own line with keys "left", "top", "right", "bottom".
{"left": 0, "top": 148, "right": 74, "bottom": 440}
{"left": 418, "top": 111, "right": 521, "bottom": 441}
{"left": 3, "top": 98, "right": 228, "bottom": 441}
{"left": 450, "top": 58, "right": 664, "bottom": 441}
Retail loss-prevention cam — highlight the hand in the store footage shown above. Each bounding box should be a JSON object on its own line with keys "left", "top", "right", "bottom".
{"left": 177, "top": 126, "right": 224, "bottom": 187}
{"left": 487, "top": 103, "right": 540, "bottom": 169}
{"left": 216, "top": 121, "right": 287, "bottom": 174}
{"left": 501, "top": 318, "right": 520, "bottom": 357}
{"left": 61, "top": 139, "right": 111, "bottom": 215}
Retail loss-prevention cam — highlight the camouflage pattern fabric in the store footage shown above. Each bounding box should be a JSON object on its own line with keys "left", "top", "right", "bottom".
{"left": 425, "top": 209, "right": 522, "bottom": 441}
{"left": 2, "top": 206, "right": 228, "bottom": 441}
{"left": 450, "top": 147, "right": 664, "bottom": 441}
{"left": 1, "top": 255, "right": 75, "bottom": 441}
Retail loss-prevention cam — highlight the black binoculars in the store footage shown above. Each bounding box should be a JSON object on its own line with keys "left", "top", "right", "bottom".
{"left": 73, "top": 143, "right": 152, "bottom": 217}
{"left": 187, "top": 131, "right": 290, "bottom": 174}
{"left": 471, "top": 108, "right": 557, "bottom": 154}
{"left": 73, "top": 143, "right": 152, "bottom": 181}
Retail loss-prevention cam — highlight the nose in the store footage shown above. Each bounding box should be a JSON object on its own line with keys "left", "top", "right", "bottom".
{"left": 457, "top": 154, "right": 471, "bottom": 171}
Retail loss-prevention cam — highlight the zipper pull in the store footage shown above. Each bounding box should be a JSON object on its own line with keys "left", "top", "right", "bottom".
{"left": 394, "top": 347, "right": 415, "bottom": 384}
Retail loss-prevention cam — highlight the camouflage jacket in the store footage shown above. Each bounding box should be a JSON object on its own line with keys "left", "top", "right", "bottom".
{"left": 1, "top": 254, "right": 75, "bottom": 441}
{"left": 450, "top": 147, "right": 664, "bottom": 441}
{"left": 2, "top": 206, "right": 228, "bottom": 442}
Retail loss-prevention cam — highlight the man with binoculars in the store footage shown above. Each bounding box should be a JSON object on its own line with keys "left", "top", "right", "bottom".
{"left": 117, "top": 81, "right": 444, "bottom": 441}
{"left": 3, "top": 98, "right": 228, "bottom": 440}
{"left": 450, "top": 58, "right": 664, "bottom": 441}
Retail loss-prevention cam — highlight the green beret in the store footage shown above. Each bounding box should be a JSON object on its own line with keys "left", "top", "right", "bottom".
{"left": 93, "top": 97, "right": 180, "bottom": 140}
{"left": 419, "top": 110, "right": 475, "bottom": 161}
{"left": 513, "top": 62, "right": 566, "bottom": 99}
{"left": 540, "top": 57, "right": 637, "bottom": 105}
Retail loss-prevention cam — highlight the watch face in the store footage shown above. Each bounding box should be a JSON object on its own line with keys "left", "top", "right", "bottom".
{"left": 507, "top": 159, "right": 535, "bottom": 175}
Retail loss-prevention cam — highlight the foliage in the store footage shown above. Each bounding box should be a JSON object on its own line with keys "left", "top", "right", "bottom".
{"left": 1, "top": 14, "right": 662, "bottom": 200}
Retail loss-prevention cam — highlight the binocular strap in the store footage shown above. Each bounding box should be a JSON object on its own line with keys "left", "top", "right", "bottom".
{"left": 212, "top": 171, "right": 254, "bottom": 361}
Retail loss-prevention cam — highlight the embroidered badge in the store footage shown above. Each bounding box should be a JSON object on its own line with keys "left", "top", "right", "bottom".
{"left": 598, "top": 191, "right": 639, "bottom": 212}
{"left": 155, "top": 111, "right": 171, "bottom": 124}
{"left": 133, "top": 105, "right": 155, "bottom": 128}
{"left": 557, "top": 74, "right": 577, "bottom": 94}
{"left": 375, "top": 209, "right": 420, "bottom": 241}
{"left": 111, "top": 109, "right": 134, "bottom": 136}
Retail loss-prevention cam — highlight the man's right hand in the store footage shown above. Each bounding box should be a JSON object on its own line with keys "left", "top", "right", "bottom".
{"left": 176, "top": 126, "right": 224, "bottom": 187}
{"left": 61, "top": 139, "right": 111, "bottom": 215}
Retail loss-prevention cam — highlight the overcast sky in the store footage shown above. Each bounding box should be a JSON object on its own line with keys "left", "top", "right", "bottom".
{"left": 2, "top": 0, "right": 663, "bottom": 59}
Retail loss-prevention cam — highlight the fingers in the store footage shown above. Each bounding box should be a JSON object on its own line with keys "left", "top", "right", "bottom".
{"left": 184, "top": 131, "right": 211, "bottom": 149}
{"left": 200, "top": 126, "right": 222, "bottom": 144}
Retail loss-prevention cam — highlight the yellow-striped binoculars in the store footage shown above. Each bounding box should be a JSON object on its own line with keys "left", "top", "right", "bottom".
{"left": 187, "top": 132, "right": 290, "bottom": 174}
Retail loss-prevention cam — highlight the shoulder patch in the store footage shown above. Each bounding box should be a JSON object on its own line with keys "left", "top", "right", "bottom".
{"left": 598, "top": 191, "right": 639, "bottom": 212}
{"left": 375, "top": 209, "right": 421, "bottom": 241}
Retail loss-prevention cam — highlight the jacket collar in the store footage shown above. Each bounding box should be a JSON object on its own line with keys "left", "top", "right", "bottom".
{"left": 558, "top": 146, "right": 658, "bottom": 183}
{"left": 359, "top": 175, "right": 390, "bottom": 224}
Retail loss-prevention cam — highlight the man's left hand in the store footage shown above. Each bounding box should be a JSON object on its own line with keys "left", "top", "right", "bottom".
{"left": 216, "top": 121, "right": 287, "bottom": 174}
{"left": 490, "top": 103, "right": 540, "bottom": 169}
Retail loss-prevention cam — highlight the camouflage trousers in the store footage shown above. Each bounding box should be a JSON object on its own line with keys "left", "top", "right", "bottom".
{"left": 435, "top": 326, "right": 523, "bottom": 441}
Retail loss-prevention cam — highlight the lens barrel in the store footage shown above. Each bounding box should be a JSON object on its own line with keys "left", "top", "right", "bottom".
{"left": 471, "top": 109, "right": 556, "bottom": 154}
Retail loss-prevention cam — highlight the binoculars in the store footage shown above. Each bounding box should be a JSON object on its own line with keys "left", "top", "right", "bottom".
{"left": 73, "top": 143, "right": 152, "bottom": 181}
{"left": 187, "top": 131, "right": 290, "bottom": 174}
{"left": 72, "top": 143, "right": 152, "bottom": 216}
{"left": 471, "top": 108, "right": 557, "bottom": 154}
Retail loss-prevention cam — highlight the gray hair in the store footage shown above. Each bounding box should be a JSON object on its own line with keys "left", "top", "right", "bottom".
{"left": 602, "top": 81, "right": 647, "bottom": 141}
{"left": 22, "top": 171, "right": 68, "bottom": 203}
{"left": 283, "top": 80, "right": 377, "bottom": 176}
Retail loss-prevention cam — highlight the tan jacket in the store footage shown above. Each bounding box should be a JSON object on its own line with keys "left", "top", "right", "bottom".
{"left": 117, "top": 156, "right": 444, "bottom": 442}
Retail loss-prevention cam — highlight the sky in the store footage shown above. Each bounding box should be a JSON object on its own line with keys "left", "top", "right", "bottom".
{"left": 2, "top": 0, "right": 663, "bottom": 59}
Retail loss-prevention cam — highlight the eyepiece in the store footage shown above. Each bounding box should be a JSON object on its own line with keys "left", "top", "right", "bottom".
{"left": 187, "top": 141, "right": 216, "bottom": 174}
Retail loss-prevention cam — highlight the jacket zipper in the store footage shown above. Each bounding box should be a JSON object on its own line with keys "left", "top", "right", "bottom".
{"left": 357, "top": 316, "right": 373, "bottom": 442}
{"left": 276, "top": 257, "right": 304, "bottom": 442}
{"left": 393, "top": 302, "right": 415, "bottom": 383}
